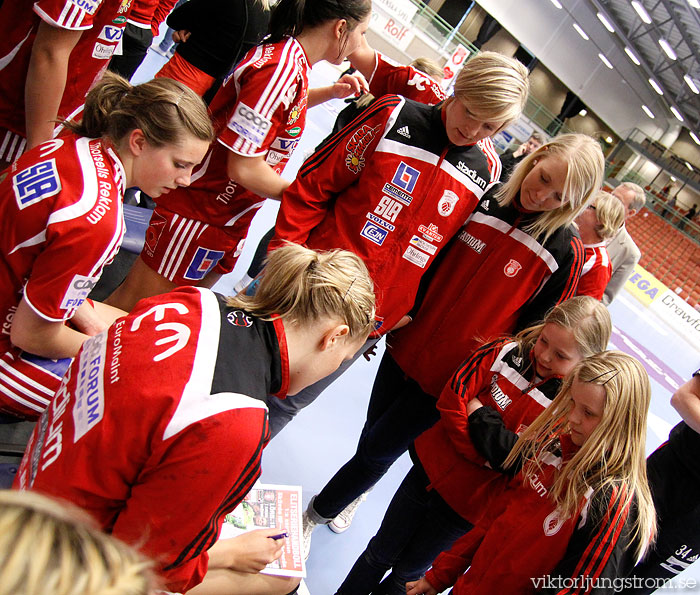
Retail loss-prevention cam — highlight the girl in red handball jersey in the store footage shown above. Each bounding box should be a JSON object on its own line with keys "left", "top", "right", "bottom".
{"left": 16, "top": 243, "right": 376, "bottom": 594}
{"left": 333, "top": 296, "right": 611, "bottom": 594}
{"left": 108, "top": 0, "right": 373, "bottom": 312}
{"left": 0, "top": 72, "right": 213, "bottom": 420}
{"left": 575, "top": 190, "right": 626, "bottom": 301}
{"left": 408, "top": 351, "right": 656, "bottom": 595}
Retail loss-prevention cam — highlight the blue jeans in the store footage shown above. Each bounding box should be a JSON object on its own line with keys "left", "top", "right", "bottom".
{"left": 336, "top": 463, "right": 473, "bottom": 595}
{"left": 311, "top": 351, "right": 440, "bottom": 520}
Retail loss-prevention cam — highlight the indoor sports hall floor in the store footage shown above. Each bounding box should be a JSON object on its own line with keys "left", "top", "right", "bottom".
{"left": 58, "top": 49, "right": 700, "bottom": 593}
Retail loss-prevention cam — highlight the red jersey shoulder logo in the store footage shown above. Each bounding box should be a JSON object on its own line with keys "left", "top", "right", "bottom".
{"left": 543, "top": 510, "right": 565, "bottom": 536}
{"left": 504, "top": 259, "right": 522, "bottom": 277}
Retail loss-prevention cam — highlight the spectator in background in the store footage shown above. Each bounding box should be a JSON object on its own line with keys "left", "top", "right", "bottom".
{"left": 603, "top": 182, "right": 645, "bottom": 305}
{"left": 661, "top": 182, "right": 677, "bottom": 218}
{"left": 108, "top": 0, "right": 178, "bottom": 82}
{"left": 498, "top": 131, "right": 546, "bottom": 180}
{"left": 575, "top": 190, "right": 625, "bottom": 301}
{"left": 679, "top": 203, "right": 697, "bottom": 231}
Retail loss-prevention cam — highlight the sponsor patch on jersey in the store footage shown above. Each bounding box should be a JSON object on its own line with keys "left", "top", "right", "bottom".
{"left": 92, "top": 42, "right": 116, "bottom": 60}
{"left": 73, "top": 332, "right": 108, "bottom": 441}
{"left": 98, "top": 25, "right": 124, "bottom": 43}
{"left": 382, "top": 182, "right": 412, "bottom": 206}
{"left": 373, "top": 196, "right": 403, "bottom": 223}
{"left": 287, "top": 126, "right": 302, "bottom": 137}
{"left": 112, "top": 15, "right": 127, "bottom": 24}
{"left": 229, "top": 103, "right": 272, "bottom": 148}
{"left": 408, "top": 235, "right": 437, "bottom": 255}
{"left": 366, "top": 212, "right": 396, "bottom": 231}
{"left": 418, "top": 223, "right": 443, "bottom": 243}
{"left": 437, "top": 189, "right": 459, "bottom": 217}
{"left": 184, "top": 247, "right": 226, "bottom": 281}
{"left": 543, "top": 510, "right": 565, "bottom": 536}
{"left": 391, "top": 162, "right": 420, "bottom": 193}
{"left": 118, "top": 0, "right": 132, "bottom": 14}
{"left": 227, "top": 310, "right": 253, "bottom": 327}
{"left": 60, "top": 275, "right": 98, "bottom": 310}
{"left": 504, "top": 259, "right": 522, "bottom": 278}
{"left": 490, "top": 378, "right": 512, "bottom": 410}
{"left": 287, "top": 95, "right": 306, "bottom": 125}
{"left": 402, "top": 245, "right": 429, "bottom": 268}
{"left": 345, "top": 124, "right": 381, "bottom": 174}
{"left": 144, "top": 209, "right": 167, "bottom": 256}
{"left": 69, "top": 0, "right": 99, "bottom": 15}
{"left": 13, "top": 159, "right": 61, "bottom": 209}
{"left": 456, "top": 160, "right": 487, "bottom": 189}
{"left": 270, "top": 137, "right": 299, "bottom": 154}
{"left": 266, "top": 150, "right": 284, "bottom": 166}
{"left": 458, "top": 230, "right": 485, "bottom": 254}
{"left": 361, "top": 221, "right": 388, "bottom": 246}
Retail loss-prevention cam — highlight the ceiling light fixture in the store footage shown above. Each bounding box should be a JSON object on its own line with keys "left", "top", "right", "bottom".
{"left": 659, "top": 38, "right": 677, "bottom": 60}
{"left": 624, "top": 47, "right": 641, "bottom": 65}
{"left": 597, "top": 12, "right": 615, "bottom": 32}
{"left": 690, "top": 131, "right": 700, "bottom": 145}
{"left": 642, "top": 105, "right": 655, "bottom": 118}
{"left": 605, "top": 136, "right": 614, "bottom": 143}
{"left": 579, "top": 109, "right": 588, "bottom": 116}
{"left": 685, "top": 161, "right": 693, "bottom": 170}
{"left": 598, "top": 53, "right": 614, "bottom": 69}
{"left": 649, "top": 78, "right": 664, "bottom": 95}
{"left": 670, "top": 106, "right": 684, "bottom": 121}
{"left": 573, "top": 23, "right": 589, "bottom": 40}
{"left": 688, "top": 0, "right": 700, "bottom": 9}
{"left": 684, "top": 74, "right": 700, "bottom": 94}
{"left": 631, "top": 1, "right": 652, "bottom": 24}
{"left": 550, "top": 0, "right": 563, "bottom": 7}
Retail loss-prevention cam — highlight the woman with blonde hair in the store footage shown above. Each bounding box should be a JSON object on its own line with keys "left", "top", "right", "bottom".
{"left": 16, "top": 243, "right": 375, "bottom": 594}
{"left": 0, "top": 71, "right": 213, "bottom": 420}
{"left": 408, "top": 351, "right": 656, "bottom": 594}
{"left": 575, "top": 190, "right": 626, "bottom": 300}
{"left": 0, "top": 489, "right": 156, "bottom": 595}
{"left": 303, "top": 133, "right": 603, "bottom": 540}
{"left": 334, "top": 296, "right": 611, "bottom": 594}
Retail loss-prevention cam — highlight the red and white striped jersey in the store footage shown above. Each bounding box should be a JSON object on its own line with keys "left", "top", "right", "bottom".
{"left": 16, "top": 287, "right": 290, "bottom": 592}
{"left": 369, "top": 52, "right": 446, "bottom": 106}
{"left": 155, "top": 37, "right": 310, "bottom": 229}
{"left": 0, "top": 0, "right": 132, "bottom": 143}
{"left": 577, "top": 242, "right": 612, "bottom": 301}
{"left": 0, "top": 136, "right": 125, "bottom": 342}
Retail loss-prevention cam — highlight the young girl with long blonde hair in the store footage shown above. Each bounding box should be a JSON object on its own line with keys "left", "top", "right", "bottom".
{"left": 408, "top": 351, "right": 656, "bottom": 594}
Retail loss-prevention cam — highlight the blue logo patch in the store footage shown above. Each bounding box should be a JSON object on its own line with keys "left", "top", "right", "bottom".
{"left": 361, "top": 221, "right": 388, "bottom": 246}
{"left": 13, "top": 160, "right": 61, "bottom": 209}
{"left": 391, "top": 162, "right": 420, "bottom": 194}
{"left": 184, "top": 248, "right": 226, "bottom": 280}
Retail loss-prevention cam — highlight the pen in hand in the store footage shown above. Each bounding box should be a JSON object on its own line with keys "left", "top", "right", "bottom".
{"left": 269, "top": 531, "right": 288, "bottom": 540}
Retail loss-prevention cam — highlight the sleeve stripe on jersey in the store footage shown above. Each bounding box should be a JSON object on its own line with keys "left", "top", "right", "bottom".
{"left": 35, "top": 4, "right": 90, "bottom": 30}
{"left": 257, "top": 40, "right": 300, "bottom": 116}
{"left": 558, "top": 236, "right": 585, "bottom": 304}
{"left": 165, "top": 429, "right": 267, "bottom": 569}
{"left": 451, "top": 339, "right": 508, "bottom": 397}
{"left": 299, "top": 94, "right": 402, "bottom": 179}
{"left": 555, "top": 484, "right": 632, "bottom": 594}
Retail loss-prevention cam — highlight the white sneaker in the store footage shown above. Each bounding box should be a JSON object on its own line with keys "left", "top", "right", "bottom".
{"left": 328, "top": 492, "right": 368, "bottom": 534}
{"left": 302, "top": 510, "right": 317, "bottom": 561}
